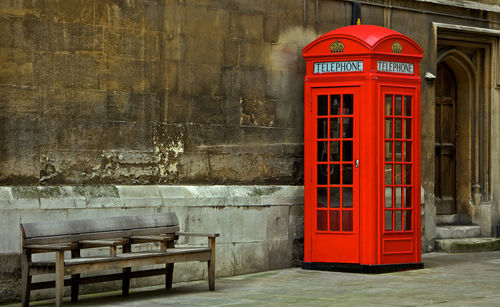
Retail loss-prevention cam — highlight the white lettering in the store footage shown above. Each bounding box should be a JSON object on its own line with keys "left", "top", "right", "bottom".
{"left": 377, "top": 61, "right": 414, "bottom": 74}
{"left": 313, "top": 61, "right": 364, "bottom": 74}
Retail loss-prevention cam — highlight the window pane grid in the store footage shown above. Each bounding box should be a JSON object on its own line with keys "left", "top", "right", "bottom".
{"left": 383, "top": 94, "right": 413, "bottom": 233}
{"left": 315, "top": 93, "right": 355, "bottom": 233}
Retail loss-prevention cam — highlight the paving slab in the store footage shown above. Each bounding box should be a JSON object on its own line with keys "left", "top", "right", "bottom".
{"left": 6, "top": 251, "right": 500, "bottom": 307}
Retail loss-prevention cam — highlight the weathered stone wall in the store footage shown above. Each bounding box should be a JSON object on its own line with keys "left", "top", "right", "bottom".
{"left": 0, "top": 185, "right": 304, "bottom": 302}
{"left": 0, "top": 0, "right": 310, "bottom": 185}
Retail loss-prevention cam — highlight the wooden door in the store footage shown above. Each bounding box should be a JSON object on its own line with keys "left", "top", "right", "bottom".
{"left": 435, "top": 63, "right": 457, "bottom": 214}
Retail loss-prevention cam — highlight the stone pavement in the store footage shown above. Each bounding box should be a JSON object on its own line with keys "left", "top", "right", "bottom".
{"left": 8, "top": 251, "right": 500, "bottom": 306}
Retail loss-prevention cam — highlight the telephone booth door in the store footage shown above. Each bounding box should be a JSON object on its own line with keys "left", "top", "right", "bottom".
{"left": 310, "top": 87, "right": 360, "bottom": 263}
{"left": 380, "top": 86, "right": 421, "bottom": 265}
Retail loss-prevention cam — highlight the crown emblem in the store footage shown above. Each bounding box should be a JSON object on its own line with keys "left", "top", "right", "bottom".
{"left": 330, "top": 40, "right": 344, "bottom": 53}
{"left": 392, "top": 41, "right": 403, "bottom": 53}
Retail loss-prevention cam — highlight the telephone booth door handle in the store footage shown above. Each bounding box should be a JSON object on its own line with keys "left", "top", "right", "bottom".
{"left": 355, "top": 159, "right": 359, "bottom": 168}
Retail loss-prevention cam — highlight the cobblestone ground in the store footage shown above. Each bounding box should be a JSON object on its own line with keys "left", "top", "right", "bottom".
{"left": 7, "top": 251, "right": 500, "bottom": 306}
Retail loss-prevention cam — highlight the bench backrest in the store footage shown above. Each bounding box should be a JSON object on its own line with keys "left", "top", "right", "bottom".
{"left": 21, "top": 213, "right": 179, "bottom": 245}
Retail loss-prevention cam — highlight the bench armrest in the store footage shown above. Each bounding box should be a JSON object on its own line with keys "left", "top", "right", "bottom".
{"left": 24, "top": 243, "right": 78, "bottom": 253}
{"left": 175, "top": 232, "right": 220, "bottom": 238}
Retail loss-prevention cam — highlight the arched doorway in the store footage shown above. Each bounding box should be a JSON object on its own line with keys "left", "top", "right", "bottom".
{"left": 435, "top": 48, "right": 476, "bottom": 223}
{"left": 434, "top": 63, "right": 457, "bottom": 214}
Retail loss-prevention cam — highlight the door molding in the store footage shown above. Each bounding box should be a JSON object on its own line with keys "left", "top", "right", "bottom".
{"left": 431, "top": 22, "right": 497, "bottom": 227}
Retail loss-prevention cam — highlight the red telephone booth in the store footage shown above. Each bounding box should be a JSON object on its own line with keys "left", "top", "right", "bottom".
{"left": 302, "top": 25, "right": 423, "bottom": 272}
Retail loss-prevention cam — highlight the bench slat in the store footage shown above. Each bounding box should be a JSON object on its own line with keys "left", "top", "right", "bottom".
{"left": 22, "top": 213, "right": 179, "bottom": 239}
{"left": 23, "top": 226, "right": 180, "bottom": 245}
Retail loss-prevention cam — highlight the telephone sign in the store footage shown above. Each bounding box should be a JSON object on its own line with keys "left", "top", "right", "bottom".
{"left": 303, "top": 25, "right": 423, "bottom": 273}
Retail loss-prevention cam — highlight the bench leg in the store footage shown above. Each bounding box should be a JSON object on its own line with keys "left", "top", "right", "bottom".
{"left": 71, "top": 250, "right": 80, "bottom": 302}
{"left": 55, "top": 251, "right": 65, "bottom": 307}
{"left": 21, "top": 253, "right": 31, "bottom": 307}
{"left": 122, "top": 244, "right": 131, "bottom": 295}
{"left": 165, "top": 263, "right": 174, "bottom": 289}
{"left": 208, "top": 237, "right": 216, "bottom": 291}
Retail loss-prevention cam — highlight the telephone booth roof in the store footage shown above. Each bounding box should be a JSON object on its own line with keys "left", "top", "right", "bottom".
{"left": 303, "top": 25, "right": 423, "bottom": 59}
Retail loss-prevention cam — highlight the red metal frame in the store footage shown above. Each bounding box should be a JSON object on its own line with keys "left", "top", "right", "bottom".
{"left": 303, "top": 25, "right": 423, "bottom": 269}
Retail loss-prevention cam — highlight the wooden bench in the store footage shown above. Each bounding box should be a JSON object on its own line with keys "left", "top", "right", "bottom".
{"left": 20, "top": 213, "right": 219, "bottom": 306}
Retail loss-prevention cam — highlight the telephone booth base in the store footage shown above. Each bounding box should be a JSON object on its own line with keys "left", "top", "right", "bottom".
{"left": 302, "top": 262, "right": 423, "bottom": 274}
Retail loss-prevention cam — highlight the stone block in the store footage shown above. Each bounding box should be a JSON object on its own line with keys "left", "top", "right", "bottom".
{"left": 116, "top": 185, "right": 162, "bottom": 207}
{"left": 178, "top": 63, "right": 222, "bottom": 97}
{"left": 71, "top": 54, "right": 102, "bottom": 89}
{"left": 144, "top": 0, "right": 163, "bottom": 31}
{"left": 268, "top": 239, "right": 293, "bottom": 270}
{"left": 229, "top": 206, "right": 268, "bottom": 243}
{"left": 0, "top": 47, "right": 33, "bottom": 87}
{"left": 0, "top": 210, "right": 21, "bottom": 253}
{"left": 233, "top": 241, "right": 268, "bottom": 275}
{"left": 0, "top": 187, "right": 12, "bottom": 209}
{"left": 17, "top": 16, "right": 50, "bottom": 51}
{"left": 163, "top": 33, "right": 183, "bottom": 62}
{"left": 172, "top": 261, "right": 205, "bottom": 283}
{"left": 109, "top": 0, "right": 145, "bottom": 29}
{"left": 227, "top": 186, "right": 262, "bottom": 206}
{"left": 230, "top": 13, "right": 264, "bottom": 42}
{"left": 180, "top": 206, "right": 232, "bottom": 244}
{"left": 33, "top": 51, "right": 54, "bottom": 87}
{"left": 108, "top": 59, "right": 151, "bottom": 92}
{"left": 165, "top": 92, "right": 187, "bottom": 123}
{"left": 65, "top": 23, "right": 98, "bottom": 52}
{"left": 213, "top": 242, "right": 235, "bottom": 277}
{"left": 0, "top": 85, "right": 39, "bottom": 118}
{"left": 76, "top": 185, "right": 120, "bottom": 208}
{"left": 261, "top": 186, "right": 304, "bottom": 206}
{"left": 101, "top": 121, "right": 154, "bottom": 151}
{"left": 47, "top": 21, "right": 66, "bottom": 52}
{"left": 104, "top": 27, "right": 123, "bottom": 57}
{"left": 10, "top": 186, "right": 40, "bottom": 209}
{"left": 94, "top": 0, "right": 109, "bottom": 26}
{"left": 265, "top": 206, "right": 290, "bottom": 241}
{"left": 158, "top": 186, "right": 186, "bottom": 206}
{"left": 231, "top": 67, "right": 266, "bottom": 99}
{"left": 436, "top": 225, "right": 481, "bottom": 239}
{"left": 38, "top": 186, "right": 86, "bottom": 209}
{"left": 184, "top": 123, "right": 229, "bottom": 152}
{"left": 183, "top": 185, "right": 231, "bottom": 207}
{"left": 264, "top": 15, "right": 279, "bottom": 43}
{"left": 238, "top": 41, "right": 267, "bottom": 68}
{"left": 223, "top": 39, "right": 238, "bottom": 67}
{"left": 185, "top": 95, "right": 224, "bottom": 125}
{"left": 178, "top": 152, "right": 210, "bottom": 183}
{"left": 182, "top": 6, "right": 229, "bottom": 39}
{"left": 289, "top": 204, "right": 304, "bottom": 240}
{"left": 184, "top": 35, "right": 223, "bottom": 66}
{"left": 164, "top": 61, "right": 178, "bottom": 92}
{"left": 122, "top": 29, "right": 145, "bottom": 59}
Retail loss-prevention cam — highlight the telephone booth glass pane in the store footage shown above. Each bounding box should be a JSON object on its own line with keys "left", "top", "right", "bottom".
{"left": 317, "top": 211, "right": 328, "bottom": 231}
{"left": 330, "top": 188, "right": 340, "bottom": 208}
{"left": 317, "top": 188, "right": 328, "bottom": 208}
{"left": 331, "top": 118, "right": 340, "bottom": 138}
{"left": 331, "top": 95, "right": 341, "bottom": 115}
{"left": 384, "top": 93, "right": 414, "bottom": 233}
{"left": 315, "top": 92, "right": 356, "bottom": 233}
{"left": 343, "top": 187, "right": 353, "bottom": 208}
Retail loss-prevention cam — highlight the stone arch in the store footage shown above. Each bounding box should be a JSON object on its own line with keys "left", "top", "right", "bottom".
{"left": 436, "top": 48, "right": 476, "bottom": 223}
